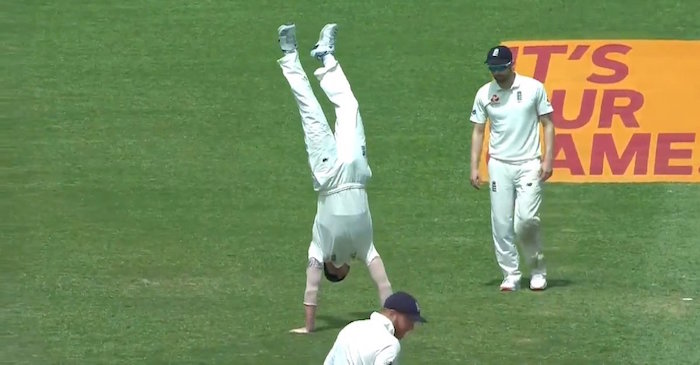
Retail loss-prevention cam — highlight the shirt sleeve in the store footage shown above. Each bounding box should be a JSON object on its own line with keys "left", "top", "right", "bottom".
{"left": 308, "top": 241, "right": 325, "bottom": 263}
{"left": 363, "top": 243, "right": 379, "bottom": 265}
{"left": 536, "top": 82, "right": 554, "bottom": 116}
{"left": 374, "top": 343, "right": 400, "bottom": 365}
{"left": 470, "top": 91, "right": 487, "bottom": 124}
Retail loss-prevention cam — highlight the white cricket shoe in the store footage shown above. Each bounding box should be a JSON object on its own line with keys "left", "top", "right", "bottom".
{"left": 278, "top": 23, "right": 297, "bottom": 53}
{"left": 500, "top": 276, "right": 520, "bottom": 292}
{"left": 530, "top": 274, "right": 547, "bottom": 291}
{"left": 310, "top": 23, "right": 338, "bottom": 59}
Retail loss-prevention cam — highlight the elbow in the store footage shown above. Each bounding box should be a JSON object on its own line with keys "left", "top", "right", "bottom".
{"left": 541, "top": 116, "right": 555, "bottom": 131}
{"left": 546, "top": 123, "right": 556, "bottom": 134}
{"left": 304, "top": 288, "right": 319, "bottom": 306}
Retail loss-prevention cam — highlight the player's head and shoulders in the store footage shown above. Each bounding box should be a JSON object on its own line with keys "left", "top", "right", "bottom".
{"left": 308, "top": 249, "right": 352, "bottom": 283}
{"left": 327, "top": 292, "right": 425, "bottom": 364}
{"left": 340, "top": 291, "right": 426, "bottom": 341}
{"left": 333, "top": 310, "right": 401, "bottom": 362}
{"left": 319, "top": 244, "right": 374, "bottom": 282}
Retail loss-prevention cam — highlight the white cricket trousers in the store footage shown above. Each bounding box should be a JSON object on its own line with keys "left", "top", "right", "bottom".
{"left": 277, "top": 51, "right": 368, "bottom": 189}
{"left": 488, "top": 157, "right": 546, "bottom": 280}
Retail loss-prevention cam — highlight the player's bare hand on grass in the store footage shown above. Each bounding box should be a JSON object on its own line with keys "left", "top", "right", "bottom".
{"left": 289, "top": 327, "right": 312, "bottom": 334}
{"left": 470, "top": 170, "right": 481, "bottom": 189}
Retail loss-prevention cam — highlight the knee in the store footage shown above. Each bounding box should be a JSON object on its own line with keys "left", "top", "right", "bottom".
{"left": 344, "top": 98, "right": 359, "bottom": 111}
{"left": 515, "top": 216, "right": 540, "bottom": 235}
{"left": 492, "top": 215, "right": 515, "bottom": 232}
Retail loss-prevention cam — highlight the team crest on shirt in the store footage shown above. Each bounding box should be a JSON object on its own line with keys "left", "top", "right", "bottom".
{"left": 490, "top": 94, "right": 500, "bottom": 104}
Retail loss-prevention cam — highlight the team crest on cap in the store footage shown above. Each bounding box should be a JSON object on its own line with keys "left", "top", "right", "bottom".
{"left": 492, "top": 48, "right": 499, "bottom": 56}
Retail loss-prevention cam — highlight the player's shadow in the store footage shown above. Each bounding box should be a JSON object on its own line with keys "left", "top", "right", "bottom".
{"left": 315, "top": 311, "right": 371, "bottom": 332}
{"left": 482, "top": 277, "right": 573, "bottom": 288}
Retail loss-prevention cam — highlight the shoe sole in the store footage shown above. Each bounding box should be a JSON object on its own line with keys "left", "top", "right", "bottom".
{"left": 320, "top": 24, "right": 338, "bottom": 38}
{"left": 278, "top": 24, "right": 295, "bottom": 33}
{"left": 317, "top": 24, "right": 337, "bottom": 47}
{"left": 499, "top": 285, "right": 519, "bottom": 292}
{"left": 278, "top": 24, "right": 296, "bottom": 52}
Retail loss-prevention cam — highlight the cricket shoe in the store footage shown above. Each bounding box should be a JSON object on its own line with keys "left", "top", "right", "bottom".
{"left": 310, "top": 23, "right": 338, "bottom": 60}
{"left": 278, "top": 23, "right": 297, "bottom": 53}
{"left": 500, "top": 276, "right": 520, "bottom": 292}
{"left": 529, "top": 274, "right": 547, "bottom": 291}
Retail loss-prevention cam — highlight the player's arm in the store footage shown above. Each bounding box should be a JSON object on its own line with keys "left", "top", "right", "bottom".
{"left": 536, "top": 83, "right": 555, "bottom": 181}
{"left": 364, "top": 245, "right": 393, "bottom": 305}
{"left": 471, "top": 123, "right": 486, "bottom": 172}
{"left": 469, "top": 93, "right": 487, "bottom": 189}
{"left": 540, "top": 113, "right": 555, "bottom": 181}
{"left": 302, "top": 258, "right": 323, "bottom": 330}
{"left": 290, "top": 258, "right": 323, "bottom": 334}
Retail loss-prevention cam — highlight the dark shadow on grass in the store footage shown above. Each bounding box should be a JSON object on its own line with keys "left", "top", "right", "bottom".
{"left": 482, "top": 277, "right": 574, "bottom": 288}
{"left": 314, "top": 311, "right": 374, "bottom": 332}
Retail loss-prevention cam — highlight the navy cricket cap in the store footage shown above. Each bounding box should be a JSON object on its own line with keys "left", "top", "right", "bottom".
{"left": 485, "top": 45, "right": 513, "bottom": 65}
{"left": 383, "top": 291, "right": 427, "bottom": 323}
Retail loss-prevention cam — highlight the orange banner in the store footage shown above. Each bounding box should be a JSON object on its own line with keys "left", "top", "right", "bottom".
{"left": 478, "top": 40, "right": 700, "bottom": 183}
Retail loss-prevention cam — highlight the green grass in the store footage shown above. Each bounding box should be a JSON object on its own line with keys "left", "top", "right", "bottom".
{"left": 2, "top": 0, "right": 699, "bottom": 364}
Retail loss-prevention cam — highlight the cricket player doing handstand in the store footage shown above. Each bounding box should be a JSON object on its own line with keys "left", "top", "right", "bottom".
{"left": 276, "top": 23, "right": 393, "bottom": 334}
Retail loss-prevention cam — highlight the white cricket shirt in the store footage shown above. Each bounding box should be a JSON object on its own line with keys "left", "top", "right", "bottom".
{"left": 323, "top": 312, "right": 401, "bottom": 365}
{"left": 308, "top": 144, "right": 378, "bottom": 268}
{"left": 470, "top": 73, "right": 554, "bottom": 163}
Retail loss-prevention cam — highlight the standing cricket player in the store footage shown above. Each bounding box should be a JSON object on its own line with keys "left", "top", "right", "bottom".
{"left": 276, "top": 23, "right": 393, "bottom": 333}
{"left": 469, "top": 45, "right": 556, "bottom": 291}
{"left": 323, "top": 291, "right": 426, "bottom": 365}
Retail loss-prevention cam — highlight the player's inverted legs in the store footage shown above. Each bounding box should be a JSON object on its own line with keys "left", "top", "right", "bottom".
{"left": 311, "top": 24, "right": 367, "bottom": 159}
{"left": 316, "top": 57, "right": 366, "bottom": 157}
{"left": 278, "top": 51, "right": 337, "bottom": 179}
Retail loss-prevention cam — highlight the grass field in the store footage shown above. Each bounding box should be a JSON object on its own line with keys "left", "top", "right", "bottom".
{"left": 3, "top": 1, "right": 700, "bottom": 364}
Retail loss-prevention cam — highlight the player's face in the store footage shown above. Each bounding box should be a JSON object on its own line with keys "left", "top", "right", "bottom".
{"left": 325, "top": 262, "right": 349, "bottom": 279}
{"left": 488, "top": 62, "right": 514, "bottom": 83}
{"left": 393, "top": 313, "right": 415, "bottom": 340}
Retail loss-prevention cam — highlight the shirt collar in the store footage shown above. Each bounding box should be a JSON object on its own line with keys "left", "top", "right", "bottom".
{"left": 492, "top": 73, "right": 522, "bottom": 91}
{"left": 511, "top": 73, "right": 522, "bottom": 89}
{"left": 370, "top": 311, "right": 395, "bottom": 335}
